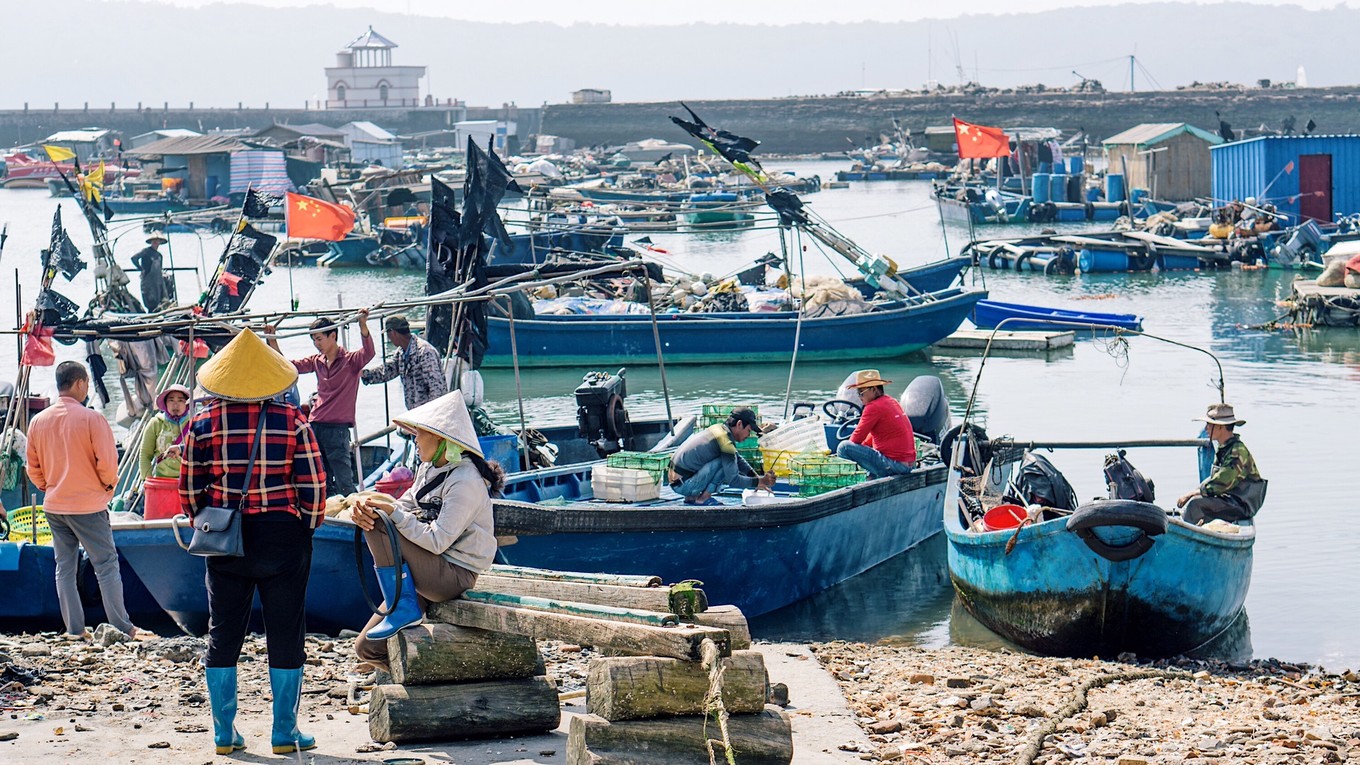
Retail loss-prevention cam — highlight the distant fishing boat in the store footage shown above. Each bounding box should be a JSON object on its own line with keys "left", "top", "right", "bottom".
{"left": 970, "top": 300, "right": 1143, "bottom": 332}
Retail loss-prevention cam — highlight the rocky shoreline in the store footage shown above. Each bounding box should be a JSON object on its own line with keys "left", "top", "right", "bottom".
{"left": 812, "top": 641, "right": 1360, "bottom": 764}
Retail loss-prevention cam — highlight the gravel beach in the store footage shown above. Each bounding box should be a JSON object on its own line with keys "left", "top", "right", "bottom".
{"left": 812, "top": 641, "right": 1360, "bottom": 764}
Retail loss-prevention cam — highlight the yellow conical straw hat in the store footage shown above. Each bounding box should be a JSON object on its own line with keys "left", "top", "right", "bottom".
{"left": 392, "top": 390, "right": 483, "bottom": 458}
{"left": 198, "top": 328, "right": 298, "bottom": 402}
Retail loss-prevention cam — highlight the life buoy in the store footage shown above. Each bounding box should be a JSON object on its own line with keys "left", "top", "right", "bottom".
{"left": 1065, "top": 499, "right": 1168, "bottom": 562}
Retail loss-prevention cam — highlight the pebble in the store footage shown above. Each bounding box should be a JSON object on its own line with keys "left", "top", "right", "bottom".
{"left": 938, "top": 695, "right": 968, "bottom": 708}
{"left": 945, "top": 676, "right": 973, "bottom": 688}
{"left": 768, "top": 682, "right": 789, "bottom": 706}
{"left": 867, "top": 719, "right": 901, "bottom": 734}
{"left": 908, "top": 673, "right": 934, "bottom": 685}
{"left": 0, "top": 732, "right": 17, "bottom": 742}
{"left": 19, "top": 644, "right": 50, "bottom": 658}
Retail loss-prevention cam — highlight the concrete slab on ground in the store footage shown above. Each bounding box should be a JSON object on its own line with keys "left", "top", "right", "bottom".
{"left": 756, "top": 642, "right": 868, "bottom": 764}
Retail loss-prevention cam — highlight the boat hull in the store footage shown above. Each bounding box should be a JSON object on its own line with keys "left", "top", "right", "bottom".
{"left": 970, "top": 300, "right": 1144, "bottom": 331}
{"left": 495, "top": 465, "right": 950, "bottom": 616}
{"left": 945, "top": 516, "right": 1254, "bottom": 657}
{"left": 0, "top": 539, "right": 165, "bottom": 631}
{"left": 482, "top": 287, "right": 986, "bottom": 367}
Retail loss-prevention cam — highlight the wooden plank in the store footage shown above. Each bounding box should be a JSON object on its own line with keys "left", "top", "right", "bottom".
{"left": 586, "top": 651, "right": 768, "bottom": 721}
{"left": 936, "top": 329, "right": 1075, "bottom": 350}
{"left": 1120, "top": 229, "right": 1216, "bottom": 253}
{"left": 369, "top": 677, "right": 560, "bottom": 743}
{"left": 567, "top": 709, "right": 793, "bottom": 765}
{"left": 389, "top": 623, "right": 540, "bottom": 686}
{"left": 474, "top": 574, "right": 707, "bottom": 615}
{"left": 489, "top": 564, "right": 662, "bottom": 588}
{"left": 685, "top": 605, "right": 751, "bottom": 650}
{"left": 428, "top": 599, "right": 731, "bottom": 662}
{"left": 461, "top": 590, "right": 680, "bottom": 627}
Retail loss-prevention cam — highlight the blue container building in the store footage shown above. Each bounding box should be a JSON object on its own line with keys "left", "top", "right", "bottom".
{"left": 1211, "top": 135, "right": 1360, "bottom": 224}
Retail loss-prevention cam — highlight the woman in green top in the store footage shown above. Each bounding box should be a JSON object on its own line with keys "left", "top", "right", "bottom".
{"left": 139, "top": 384, "right": 192, "bottom": 479}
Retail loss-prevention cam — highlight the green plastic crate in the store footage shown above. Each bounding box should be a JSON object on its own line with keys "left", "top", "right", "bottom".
{"left": 605, "top": 450, "right": 675, "bottom": 485}
{"left": 790, "top": 454, "right": 866, "bottom": 496}
{"left": 698, "top": 403, "right": 760, "bottom": 428}
{"left": 735, "top": 436, "right": 763, "bottom": 472}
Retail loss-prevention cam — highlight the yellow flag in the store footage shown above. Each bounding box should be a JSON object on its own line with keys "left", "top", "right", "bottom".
{"left": 43, "top": 145, "right": 76, "bottom": 162}
{"left": 81, "top": 161, "right": 105, "bottom": 204}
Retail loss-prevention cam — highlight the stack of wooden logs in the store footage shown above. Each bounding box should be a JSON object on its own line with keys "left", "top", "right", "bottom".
{"left": 367, "top": 565, "right": 793, "bottom": 764}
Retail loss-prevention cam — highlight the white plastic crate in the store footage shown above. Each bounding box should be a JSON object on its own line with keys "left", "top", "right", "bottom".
{"left": 591, "top": 465, "right": 661, "bottom": 502}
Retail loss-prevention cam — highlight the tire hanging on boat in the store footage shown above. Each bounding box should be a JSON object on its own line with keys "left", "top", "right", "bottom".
{"left": 1065, "top": 499, "right": 1168, "bottom": 562}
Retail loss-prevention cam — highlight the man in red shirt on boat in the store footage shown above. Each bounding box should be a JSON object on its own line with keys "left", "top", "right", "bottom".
{"left": 835, "top": 369, "right": 917, "bottom": 479}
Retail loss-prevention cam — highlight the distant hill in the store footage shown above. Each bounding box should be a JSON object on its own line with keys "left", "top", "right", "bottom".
{"left": 5, "top": 1, "right": 1354, "bottom": 108}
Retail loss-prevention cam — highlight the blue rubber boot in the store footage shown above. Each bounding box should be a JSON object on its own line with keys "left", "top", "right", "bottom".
{"left": 205, "top": 666, "right": 246, "bottom": 755}
{"left": 269, "top": 667, "right": 317, "bottom": 754}
{"left": 366, "top": 564, "right": 423, "bottom": 641}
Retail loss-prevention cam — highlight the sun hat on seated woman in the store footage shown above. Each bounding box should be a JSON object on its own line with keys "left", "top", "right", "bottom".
{"left": 391, "top": 389, "right": 483, "bottom": 458}
{"left": 196, "top": 328, "right": 299, "bottom": 403}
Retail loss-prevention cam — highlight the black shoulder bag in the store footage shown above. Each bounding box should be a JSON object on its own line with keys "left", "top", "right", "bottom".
{"left": 172, "top": 405, "right": 269, "bottom": 558}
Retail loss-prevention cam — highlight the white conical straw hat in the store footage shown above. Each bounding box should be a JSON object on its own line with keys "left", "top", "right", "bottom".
{"left": 197, "top": 329, "right": 298, "bottom": 403}
{"left": 391, "top": 389, "right": 483, "bottom": 458}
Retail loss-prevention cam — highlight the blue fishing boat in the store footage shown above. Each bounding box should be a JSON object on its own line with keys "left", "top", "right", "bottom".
{"left": 934, "top": 184, "right": 1033, "bottom": 226}
{"left": 942, "top": 327, "right": 1255, "bottom": 657}
{"left": 482, "top": 286, "right": 986, "bottom": 368}
{"left": 0, "top": 535, "right": 166, "bottom": 632}
{"left": 970, "top": 300, "right": 1143, "bottom": 332}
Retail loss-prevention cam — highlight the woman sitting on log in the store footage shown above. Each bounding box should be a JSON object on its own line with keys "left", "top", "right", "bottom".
{"left": 351, "top": 390, "right": 503, "bottom": 673}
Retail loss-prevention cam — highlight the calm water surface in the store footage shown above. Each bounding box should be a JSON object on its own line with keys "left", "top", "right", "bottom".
{"left": 0, "top": 160, "right": 1354, "bottom": 667}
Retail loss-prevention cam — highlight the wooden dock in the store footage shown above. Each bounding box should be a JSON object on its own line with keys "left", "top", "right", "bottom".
{"left": 935, "top": 329, "right": 1076, "bottom": 351}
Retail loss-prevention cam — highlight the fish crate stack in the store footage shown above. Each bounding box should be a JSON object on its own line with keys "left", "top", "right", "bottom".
{"left": 374, "top": 565, "right": 793, "bottom": 764}
{"left": 789, "top": 453, "right": 867, "bottom": 496}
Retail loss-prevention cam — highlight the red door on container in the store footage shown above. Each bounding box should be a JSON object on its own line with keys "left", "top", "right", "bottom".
{"left": 1299, "top": 154, "right": 1332, "bottom": 222}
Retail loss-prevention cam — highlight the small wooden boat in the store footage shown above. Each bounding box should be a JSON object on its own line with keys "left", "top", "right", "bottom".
{"left": 482, "top": 286, "right": 986, "bottom": 368}
{"left": 971, "top": 299, "right": 1143, "bottom": 331}
{"left": 942, "top": 327, "right": 1255, "bottom": 657}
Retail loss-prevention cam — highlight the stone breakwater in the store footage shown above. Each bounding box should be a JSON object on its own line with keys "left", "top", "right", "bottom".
{"left": 812, "top": 642, "right": 1360, "bottom": 764}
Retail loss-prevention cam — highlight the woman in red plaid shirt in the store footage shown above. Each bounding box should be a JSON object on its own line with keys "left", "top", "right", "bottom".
{"left": 179, "top": 328, "right": 327, "bottom": 756}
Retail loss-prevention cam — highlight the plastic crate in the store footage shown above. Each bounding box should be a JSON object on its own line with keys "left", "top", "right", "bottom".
{"left": 761, "top": 446, "right": 831, "bottom": 477}
{"left": 591, "top": 465, "right": 662, "bottom": 502}
{"left": 734, "top": 437, "right": 763, "bottom": 473}
{"left": 698, "top": 404, "right": 759, "bottom": 428}
{"left": 6, "top": 505, "right": 52, "bottom": 545}
{"left": 790, "top": 455, "right": 867, "bottom": 497}
{"left": 605, "top": 450, "right": 674, "bottom": 486}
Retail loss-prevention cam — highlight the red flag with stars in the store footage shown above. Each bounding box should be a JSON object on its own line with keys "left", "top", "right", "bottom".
{"left": 285, "top": 192, "right": 356, "bottom": 241}
{"left": 953, "top": 118, "right": 1013, "bottom": 159}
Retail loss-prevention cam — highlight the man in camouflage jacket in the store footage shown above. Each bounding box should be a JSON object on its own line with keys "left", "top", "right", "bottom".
{"left": 1177, "top": 403, "right": 1264, "bottom": 525}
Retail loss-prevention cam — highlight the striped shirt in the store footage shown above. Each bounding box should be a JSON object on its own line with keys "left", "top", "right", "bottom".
{"left": 179, "top": 399, "right": 328, "bottom": 529}
{"left": 360, "top": 334, "right": 448, "bottom": 410}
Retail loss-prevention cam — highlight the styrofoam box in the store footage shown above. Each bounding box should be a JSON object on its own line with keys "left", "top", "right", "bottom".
{"left": 591, "top": 465, "right": 661, "bottom": 502}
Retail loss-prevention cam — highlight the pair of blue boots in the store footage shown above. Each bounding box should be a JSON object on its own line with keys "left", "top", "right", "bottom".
{"left": 203, "top": 566, "right": 421, "bottom": 756}
{"left": 205, "top": 666, "right": 316, "bottom": 755}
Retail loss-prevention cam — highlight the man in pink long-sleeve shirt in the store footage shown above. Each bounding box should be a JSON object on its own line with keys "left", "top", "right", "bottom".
{"left": 26, "top": 361, "right": 137, "bottom": 638}
{"left": 268, "top": 308, "right": 374, "bottom": 496}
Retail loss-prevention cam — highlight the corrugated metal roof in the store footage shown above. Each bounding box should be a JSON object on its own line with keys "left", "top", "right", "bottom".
{"left": 1104, "top": 123, "right": 1222, "bottom": 147}
{"left": 257, "top": 123, "right": 344, "bottom": 138}
{"left": 1210, "top": 134, "right": 1360, "bottom": 150}
{"left": 44, "top": 128, "right": 111, "bottom": 143}
{"left": 127, "top": 135, "right": 248, "bottom": 157}
{"left": 343, "top": 121, "right": 396, "bottom": 140}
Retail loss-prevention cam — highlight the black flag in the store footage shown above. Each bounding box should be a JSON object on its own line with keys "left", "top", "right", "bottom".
{"left": 670, "top": 102, "right": 764, "bottom": 175}
{"left": 48, "top": 208, "right": 87, "bottom": 281}
{"left": 425, "top": 177, "right": 461, "bottom": 355}
{"left": 242, "top": 189, "right": 281, "bottom": 219}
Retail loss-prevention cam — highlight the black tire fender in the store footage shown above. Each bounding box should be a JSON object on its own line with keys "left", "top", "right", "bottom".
{"left": 1066, "top": 499, "right": 1168, "bottom": 562}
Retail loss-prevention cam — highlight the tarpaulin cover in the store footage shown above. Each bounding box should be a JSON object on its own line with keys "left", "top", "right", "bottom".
{"left": 229, "top": 150, "right": 291, "bottom": 194}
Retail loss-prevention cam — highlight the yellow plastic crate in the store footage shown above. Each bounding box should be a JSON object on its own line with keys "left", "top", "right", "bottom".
{"left": 761, "top": 447, "right": 831, "bottom": 477}
{"left": 7, "top": 505, "right": 52, "bottom": 545}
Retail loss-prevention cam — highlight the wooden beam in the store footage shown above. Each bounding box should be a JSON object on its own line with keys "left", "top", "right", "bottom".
{"left": 586, "top": 651, "right": 768, "bottom": 721}
{"left": 489, "top": 564, "right": 662, "bottom": 588}
{"left": 567, "top": 709, "right": 793, "bottom": 765}
{"left": 369, "top": 677, "right": 560, "bottom": 743}
{"left": 685, "top": 605, "right": 751, "bottom": 651}
{"left": 428, "top": 599, "right": 730, "bottom": 662}
{"left": 475, "top": 574, "right": 708, "bottom": 615}
{"left": 389, "top": 623, "right": 540, "bottom": 686}
{"left": 461, "top": 590, "right": 680, "bottom": 627}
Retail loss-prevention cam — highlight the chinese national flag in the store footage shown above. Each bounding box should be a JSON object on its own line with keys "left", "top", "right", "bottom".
{"left": 285, "top": 192, "right": 356, "bottom": 241}
{"left": 953, "top": 118, "right": 1013, "bottom": 159}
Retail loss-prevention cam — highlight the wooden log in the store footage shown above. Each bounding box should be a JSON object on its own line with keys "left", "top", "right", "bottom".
{"left": 586, "top": 650, "right": 768, "bottom": 721}
{"left": 462, "top": 590, "right": 680, "bottom": 626}
{"left": 428, "top": 599, "right": 730, "bottom": 662}
{"left": 685, "top": 605, "right": 750, "bottom": 650}
{"left": 475, "top": 574, "right": 708, "bottom": 615}
{"left": 567, "top": 708, "right": 793, "bottom": 765}
{"left": 490, "top": 564, "right": 662, "bottom": 588}
{"left": 368, "top": 677, "right": 560, "bottom": 743}
{"left": 388, "top": 623, "right": 540, "bottom": 686}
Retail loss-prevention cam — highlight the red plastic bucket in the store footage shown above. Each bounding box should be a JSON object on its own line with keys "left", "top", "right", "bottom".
{"left": 982, "top": 504, "right": 1028, "bottom": 532}
{"left": 375, "top": 478, "right": 414, "bottom": 499}
{"left": 143, "top": 476, "right": 183, "bottom": 520}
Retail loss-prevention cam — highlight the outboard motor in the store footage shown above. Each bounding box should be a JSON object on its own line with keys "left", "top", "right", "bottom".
{"left": 900, "top": 375, "right": 951, "bottom": 444}
{"left": 575, "top": 368, "right": 632, "bottom": 457}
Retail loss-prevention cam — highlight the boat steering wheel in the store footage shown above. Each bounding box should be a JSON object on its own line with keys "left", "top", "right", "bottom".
{"left": 822, "top": 399, "right": 863, "bottom": 440}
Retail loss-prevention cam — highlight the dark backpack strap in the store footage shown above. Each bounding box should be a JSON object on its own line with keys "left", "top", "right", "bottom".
{"left": 234, "top": 405, "right": 270, "bottom": 512}
{"left": 412, "top": 467, "right": 451, "bottom": 504}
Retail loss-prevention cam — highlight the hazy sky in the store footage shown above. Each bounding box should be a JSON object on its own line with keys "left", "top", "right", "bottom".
{"left": 143, "top": 0, "right": 1349, "bottom": 24}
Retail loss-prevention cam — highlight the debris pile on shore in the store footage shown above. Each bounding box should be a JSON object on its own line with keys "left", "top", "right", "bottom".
{"left": 813, "top": 642, "right": 1360, "bottom": 764}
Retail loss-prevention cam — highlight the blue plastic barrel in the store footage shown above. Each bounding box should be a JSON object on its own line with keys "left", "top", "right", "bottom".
{"left": 1031, "top": 173, "right": 1051, "bottom": 203}
{"left": 478, "top": 433, "right": 521, "bottom": 472}
{"left": 1130, "top": 187, "right": 1149, "bottom": 205}
{"left": 1049, "top": 174, "right": 1067, "bottom": 205}
{"left": 1077, "top": 247, "right": 1130, "bottom": 272}
{"left": 1106, "top": 173, "right": 1126, "bottom": 203}
{"left": 1037, "top": 161, "right": 1052, "bottom": 175}
{"left": 1086, "top": 186, "right": 1102, "bottom": 202}
{"left": 1068, "top": 156, "right": 1084, "bottom": 174}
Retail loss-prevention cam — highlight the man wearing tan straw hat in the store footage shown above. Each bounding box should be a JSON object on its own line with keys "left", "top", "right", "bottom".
{"left": 130, "top": 234, "right": 170, "bottom": 311}
{"left": 835, "top": 369, "right": 917, "bottom": 479}
{"left": 180, "top": 329, "right": 327, "bottom": 756}
{"left": 349, "top": 390, "right": 503, "bottom": 672}
{"left": 1176, "top": 402, "right": 1266, "bottom": 525}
